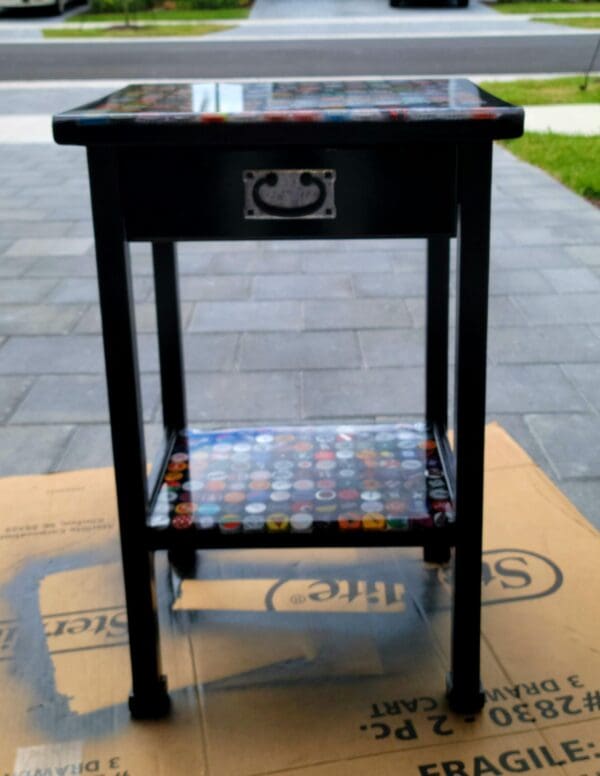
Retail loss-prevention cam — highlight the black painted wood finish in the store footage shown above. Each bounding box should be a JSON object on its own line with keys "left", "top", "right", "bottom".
{"left": 55, "top": 78, "right": 523, "bottom": 721}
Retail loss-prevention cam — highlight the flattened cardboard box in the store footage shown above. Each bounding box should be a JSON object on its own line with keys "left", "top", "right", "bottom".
{"left": 0, "top": 423, "right": 598, "bottom": 776}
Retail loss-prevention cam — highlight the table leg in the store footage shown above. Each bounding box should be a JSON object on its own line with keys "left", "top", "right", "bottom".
{"left": 152, "top": 242, "right": 196, "bottom": 575}
{"left": 88, "top": 149, "right": 170, "bottom": 719}
{"left": 424, "top": 236, "right": 451, "bottom": 565}
{"left": 152, "top": 242, "right": 187, "bottom": 435}
{"left": 447, "top": 141, "right": 493, "bottom": 714}
{"left": 426, "top": 235, "right": 450, "bottom": 433}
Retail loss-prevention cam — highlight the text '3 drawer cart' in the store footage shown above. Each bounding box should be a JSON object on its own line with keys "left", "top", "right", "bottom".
{"left": 53, "top": 79, "right": 524, "bottom": 720}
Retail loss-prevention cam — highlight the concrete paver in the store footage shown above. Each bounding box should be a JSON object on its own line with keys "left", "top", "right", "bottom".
{"left": 0, "top": 375, "right": 34, "bottom": 423}
{"left": 359, "top": 329, "right": 427, "bottom": 367}
{"left": 5, "top": 237, "right": 93, "bottom": 256}
{"left": 561, "top": 363, "right": 600, "bottom": 413}
{"left": 0, "top": 425, "right": 75, "bottom": 475}
{"left": 9, "top": 373, "right": 159, "bottom": 423}
{"left": 541, "top": 267, "right": 600, "bottom": 293}
{"left": 513, "top": 293, "right": 600, "bottom": 325}
{"left": 486, "top": 364, "right": 588, "bottom": 413}
{"left": 302, "top": 250, "right": 396, "bottom": 274}
{"left": 47, "top": 276, "right": 151, "bottom": 303}
{"left": 0, "top": 304, "right": 86, "bottom": 335}
{"left": 254, "top": 273, "right": 353, "bottom": 300}
{"left": 175, "top": 275, "right": 252, "bottom": 302}
{"left": 304, "top": 298, "right": 412, "bottom": 329}
{"left": 526, "top": 413, "right": 600, "bottom": 479}
{"left": 189, "top": 300, "right": 303, "bottom": 332}
{"left": 210, "top": 251, "right": 303, "bottom": 275}
{"left": 488, "top": 325, "right": 600, "bottom": 364}
{"left": 57, "top": 422, "right": 163, "bottom": 471}
{"left": 183, "top": 334, "right": 239, "bottom": 371}
{"left": 186, "top": 371, "right": 301, "bottom": 422}
{"left": 239, "top": 331, "right": 362, "bottom": 371}
{"left": 569, "top": 245, "right": 600, "bottom": 266}
{"left": 73, "top": 302, "right": 193, "bottom": 333}
{"left": 354, "top": 272, "right": 426, "bottom": 298}
{"left": 303, "top": 367, "right": 424, "bottom": 417}
{"left": 0, "top": 334, "right": 104, "bottom": 374}
{"left": 491, "top": 244, "right": 577, "bottom": 269}
{"left": 0, "top": 277, "right": 58, "bottom": 303}
{"left": 488, "top": 269, "right": 552, "bottom": 295}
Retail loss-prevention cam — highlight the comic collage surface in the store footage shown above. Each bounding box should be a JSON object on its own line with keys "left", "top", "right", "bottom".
{"left": 70, "top": 79, "right": 504, "bottom": 123}
{"left": 152, "top": 424, "right": 455, "bottom": 536}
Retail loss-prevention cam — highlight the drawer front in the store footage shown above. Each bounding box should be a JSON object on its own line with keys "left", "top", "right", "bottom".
{"left": 120, "top": 145, "right": 457, "bottom": 241}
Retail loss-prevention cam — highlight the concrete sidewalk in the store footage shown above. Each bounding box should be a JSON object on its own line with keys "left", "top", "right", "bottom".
{"left": 0, "top": 101, "right": 598, "bottom": 142}
{"left": 0, "top": 86, "right": 599, "bottom": 535}
{"left": 525, "top": 104, "right": 600, "bottom": 135}
{"left": 0, "top": 97, "right": 600, "bottom": 144}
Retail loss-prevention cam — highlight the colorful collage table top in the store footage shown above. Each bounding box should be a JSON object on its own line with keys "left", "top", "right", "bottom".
{"left": 151, "top": 423, "right": 454, "bottom": 536}
{"left": 53, "top": 79, "right": 523, "bottom": 137}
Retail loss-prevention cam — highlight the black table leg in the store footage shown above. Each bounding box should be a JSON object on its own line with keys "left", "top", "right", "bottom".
{"left": 88, "top": 148, "right": 170, "bottom": 719}
{"left": 447, "top": 141, "right": 493, "bottom": 714}
{"left": 152, "top": 242, "right": 187, "bottom": 436}
{"left": 424, "top": 236, "right": 451, "bottom": 565}
{"left": 152, "top": 242, "right": 196, "bottom": 576}
{"left": 426, "top": 235, "right": 450, "bottom": 434}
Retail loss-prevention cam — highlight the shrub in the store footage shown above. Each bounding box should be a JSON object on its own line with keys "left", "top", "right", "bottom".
{"left": 89, "top": 0, "right": 249, "bottom": 11}
{"left": 90, "top": 0, "right": 153, "bottom": 12}
{"left": 172, "top": 0, "right": 251, "bottom": 6}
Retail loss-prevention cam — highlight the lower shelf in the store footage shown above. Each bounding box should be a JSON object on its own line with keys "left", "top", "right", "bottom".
{"left": 148, "top": 422, "right": 455, "bottom": 549}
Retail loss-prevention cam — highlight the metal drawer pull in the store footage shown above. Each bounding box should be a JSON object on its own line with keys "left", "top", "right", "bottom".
{"left": 244, "top": 169, "right": 336, "bottom": 220}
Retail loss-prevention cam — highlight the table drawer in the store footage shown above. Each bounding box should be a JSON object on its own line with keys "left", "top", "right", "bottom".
{"left": 119, "top": 144, "right": 457, "bottom": 241}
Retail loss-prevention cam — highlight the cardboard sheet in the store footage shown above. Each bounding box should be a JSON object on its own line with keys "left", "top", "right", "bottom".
{"left": 0, "top": 423, "right": 598, "bottom": 776}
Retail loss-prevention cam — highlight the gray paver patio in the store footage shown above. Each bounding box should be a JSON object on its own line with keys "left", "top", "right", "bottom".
{"left": 0, "top": 132, "right": 599, "bottom": 533}
{"left": 239, "top": 331, "right": 361, "bottom": 371}
{"left": 304, "top": 298, "right": 412, "bottom": 330}
{"left": 0, "top": 376, "right": 34, "bottom": 423}
{"left": 0, "top": 278, "right": 59, "bottom": 304}
{"left": 526, "top": 413, "right": 600, "bottom": 480}
{"left": 186, "top": 371, "right": 300, "bottom": 422}
{"left": 359, "top": 329, "right": 427, "bottom": 367}
{"left": 488, "top": 325, "right": 600, "bottom": 365}
{"left": 354, "top": 272, "right": 426, "bottom": 298}
{"left": 0, "top": 425, "right": 75, "bottom": 476}
{"left": 57, "top": 423, "right": 163, "bottom": 472}
{"left": 10, "top": 374, "right": 160, "bottom": 424}
{"left": 513, "top": 293, "right": 600, "bottom": 325}
{"left": 486, "top": 365, "right": 588, "bottom": 413}
{"left": 254, "top": 273, "right": 353, "bottom": 299}
{"left": 303, "top": 366, "right": 425, "bottom": 418}
{"left": 189, "top": 300, "right": 303, "bottom": 332}
{"left": 0, "top": 304, "right": 86, "bottom": 335}
{"left": 541, "top": 268, "right": 600, "bottom": 294}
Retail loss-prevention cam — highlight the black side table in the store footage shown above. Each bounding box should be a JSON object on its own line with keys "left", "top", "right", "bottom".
{"left": 53, "top": 79, "right": 524, "bottom": 720}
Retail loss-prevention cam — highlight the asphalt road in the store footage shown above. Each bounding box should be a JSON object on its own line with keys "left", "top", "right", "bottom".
{"left": 0, "top": 35, "right": 596, "bottom": 80}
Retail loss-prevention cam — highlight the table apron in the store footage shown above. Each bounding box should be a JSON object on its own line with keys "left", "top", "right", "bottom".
{"left": 118, "top": 144, "right": 458, "bottom": 242}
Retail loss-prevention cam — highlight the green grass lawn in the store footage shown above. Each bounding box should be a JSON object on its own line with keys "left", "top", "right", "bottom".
{"left": 485, "top": 77, "right": 600, "bottom": 206}
{"left": 67, "top": 6, "right": 250, "bottom": 21}
{"left": 534, "top": 14, "right": 600, "bottom": 24}
{"left": 44, "top": 21, "right": 232, "bottom": 36}
{"left": 479, "top": 76, "right": 600, "bottom": 106}
{"left": 502, "top": 133, "right": 600, "bottom": 204}
{"left": 491, "top": 1, "right": 600, "bottom": 11}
